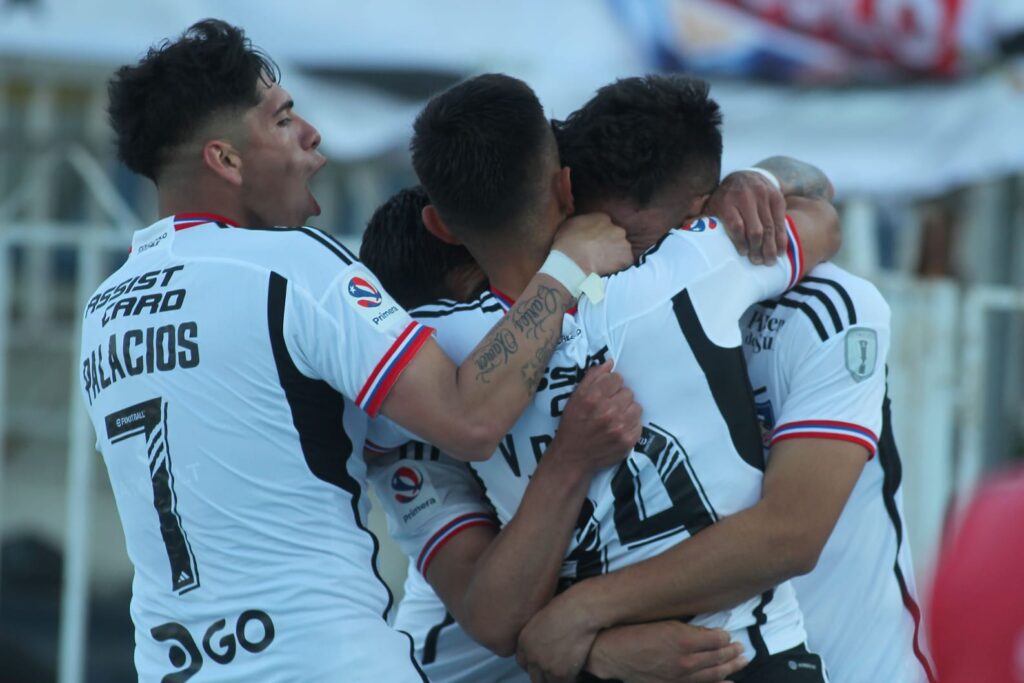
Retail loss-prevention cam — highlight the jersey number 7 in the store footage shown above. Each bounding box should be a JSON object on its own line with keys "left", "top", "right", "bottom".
{"left": 105, "top": 398, "right": 201, "bottom": 595}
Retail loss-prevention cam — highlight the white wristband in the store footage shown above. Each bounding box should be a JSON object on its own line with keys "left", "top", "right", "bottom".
{"left": 738, "top": 167, "right": 782, "bottom": 192}
{"left": 539, "top": 250, "right": 605, "bottom": 304}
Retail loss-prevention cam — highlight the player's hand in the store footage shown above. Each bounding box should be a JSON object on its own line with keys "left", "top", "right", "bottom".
{"left": 548, "top": 361, "right": 642, "bottom": 476}
{"left": 552, "top": 212, "right": 632, "bottom": 277}
{"left": 705, "top": 170, "right": 787, "bottom": 265}
{"left": 516, "top": 589, "right": 598, "bottom": 683}
{"left": 585, "top": 621, "right": 747, "bottom": 683}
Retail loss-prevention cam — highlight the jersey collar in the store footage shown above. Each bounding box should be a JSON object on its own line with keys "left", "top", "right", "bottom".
{"left": 173, "top": 213, "right": 239, "bottom": 230}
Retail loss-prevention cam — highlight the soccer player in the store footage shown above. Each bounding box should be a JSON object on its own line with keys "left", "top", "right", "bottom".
{"left": 363, "top": 72, "right": 842, "bottom": 682}
{"left": 80, "top": 21, "right": 631, "bottom": 681}
{"left": 362, "top": 187, "right": 743, "bottom": 683}
{"left": 510, "top": 78, "right": 932, "bottom": 683}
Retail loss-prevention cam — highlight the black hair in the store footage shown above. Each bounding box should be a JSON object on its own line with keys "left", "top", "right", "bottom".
{"left": 359, "top": 186, "right": 479, "bottom": 310}
{"left": 410, "top": 73, "right": 553, "bottom": 238}
{"left": 553, "top": 74, "right": 723, "bottom": 209}
{"left": 107, "top": 18, "right": 280, "bottom": 181}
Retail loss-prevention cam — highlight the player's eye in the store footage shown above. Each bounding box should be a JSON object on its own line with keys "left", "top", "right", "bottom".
{"left": 277, "top": 117, "right": 292, "bottom": 127}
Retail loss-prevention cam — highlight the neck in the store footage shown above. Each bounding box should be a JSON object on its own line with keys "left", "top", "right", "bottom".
{"left": 157, "top": 178, "right": 245, "bottom": 227}
{"left": 480, "top": 243, "right": 549, "bottom": 300}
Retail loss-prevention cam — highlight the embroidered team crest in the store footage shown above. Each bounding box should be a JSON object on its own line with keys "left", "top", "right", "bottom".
{"left": 680, "top": 217, "right": 718, "bottom": 232}
{"left": 391, "top": 466, "right": 423, "bottom": 503}
{"left": 845, "top": 327, "right": 878, "bottom": 382}
{"left": 348, "top": 276, "right": 382, "bottom": 308}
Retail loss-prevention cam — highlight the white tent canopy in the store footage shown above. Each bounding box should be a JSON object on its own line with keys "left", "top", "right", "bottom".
{"left": 1, "top": 0, "right": 1022, "bottom": 197}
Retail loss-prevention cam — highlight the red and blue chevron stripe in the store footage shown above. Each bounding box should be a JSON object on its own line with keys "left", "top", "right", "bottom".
{"left": 783, "top": 214, "right": 804, "bottom": 290}
{"left": 417, "top": 512, "right": 498, "bottom": 575}
{"left": 356, "top": 321, "right": 434, "bottom": 417}
{"left": 771, "top": 420, "right": 878, "bottom": 459}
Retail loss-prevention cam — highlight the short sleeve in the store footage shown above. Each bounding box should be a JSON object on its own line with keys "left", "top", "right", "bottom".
{"left": 595, "top": 216, "right": 802, "bottom": 348}
{"left": 366, "top": 449, "right": 498, "bottom": 575}
{"left": 283, "top": 265, "right": 434, "bottom": 416}
{"left": 770, "top": 302, "right": 891, "bottom": 460}
{"left": 364, "top": 415, "right": 421, "bottom": 454}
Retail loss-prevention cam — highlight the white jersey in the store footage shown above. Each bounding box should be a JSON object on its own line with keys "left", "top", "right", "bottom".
{"left": 369, "top": 216, "right": 811, "bottom": 666}
{"left": 741, "top": 262, "right": 935, "bottom": 683}
{"left": 367, "top": 447, "right": 527, "bottom": 683}
{"left": 80, "top": 214, "right": 433, "bottom": 682}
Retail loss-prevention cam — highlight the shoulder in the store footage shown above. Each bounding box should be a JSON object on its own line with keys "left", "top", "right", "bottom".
{"left": 756, "top": 263, "right": 890, "bottom": 344}
{"left": 410, "top": 291, "right": 504, "bottom": 360}
{"left": 214, "top": 225, "right": 364, "bottom": 294}
{"left": 410, "top": 290, "right": 504, "bottom": 321}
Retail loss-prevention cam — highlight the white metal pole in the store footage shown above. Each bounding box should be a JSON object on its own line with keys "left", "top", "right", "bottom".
{"left": 57, "top": 234, "right": 102, "bottom": 683}
{"left": 837, "top": 197, "right": 880, "bottom": 279}
{"left": 956, "top": 285, "right": 1024, "bottom": 502}
{"left": 0, "top": 233, "right": 12, "bottom": 606}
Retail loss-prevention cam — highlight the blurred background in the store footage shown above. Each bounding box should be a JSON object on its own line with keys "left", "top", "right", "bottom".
{"left": 1, "top": 0, "right": 1023, "bottom": 680}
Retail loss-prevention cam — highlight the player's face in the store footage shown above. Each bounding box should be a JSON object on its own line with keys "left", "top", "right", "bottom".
{"left": 590, "top": 189, "right": 706, "bottom": 261}
{"left": 239, "top": 80, "right": 326, "bottom": 227}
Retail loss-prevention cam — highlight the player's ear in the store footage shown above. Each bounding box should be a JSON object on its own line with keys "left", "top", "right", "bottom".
{"left": 202, "top": 139, "right": 243, "bottom": 187}
{"left": 690, "top": 192, "right": 712, "bottom": 218}
{"left": 422, "top": 205, "right": 461, "bottom": 245}
{"left": 444, "top": 263, "right": 487, "bottom": 301}
{"left": 555, "top": 166, "right": 575, "bottom": 216}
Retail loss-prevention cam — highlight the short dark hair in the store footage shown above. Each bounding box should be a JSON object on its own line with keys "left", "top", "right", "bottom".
{"left": 359, "top": 186, "right": 478, "bottom": 309}
{"left": 553, "top": 75, "right": 723, "bottom": 209}
{"left": 410, "top": 73, "right": 553, "bottom": 238}
{"left": 107, "top": 19, "right": 280, "bottom": 181}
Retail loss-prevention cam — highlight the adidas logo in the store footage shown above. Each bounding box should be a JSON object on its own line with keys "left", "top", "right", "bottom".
{"left": 788, "top": 660, "right": 818, "bottom": 671}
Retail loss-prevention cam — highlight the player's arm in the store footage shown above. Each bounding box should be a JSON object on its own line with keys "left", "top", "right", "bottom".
{"left": 427, "top": 363, "right": 641, "bottom": 656}
{"left": 583, "top": 621, "right": 747, "bottom": 683}
{"left": 381, "top": 213, "right": 632, "bottom": 461}
{"left": 708, "top": 156, "right": 835, "bottom": 264}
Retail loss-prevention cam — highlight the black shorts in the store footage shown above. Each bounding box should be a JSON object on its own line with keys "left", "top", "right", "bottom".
{"left": 728, "top": 645, "right": 827, "bottom": 683}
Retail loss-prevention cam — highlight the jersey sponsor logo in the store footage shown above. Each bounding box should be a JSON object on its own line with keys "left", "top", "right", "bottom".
{"left": 86, "top": 265, "right": 186, "bottom": 318}
{"left": 343, "top": 270, "right": 404, "bottom": 332}
{"left": 744, "top": 309, "right": 786, "bottom": 353}
{"left": 680, "top": 217, "right": 718, "bottom": 232}
{"left": 151, "top": 610, "right": 275, "bottom": 681}
{"left": 845, "top": 327, "right": 878, "bottom": 382}
{"left": 348, "top": 276, "right": 382, "bottom": 308}
{"left": 392, "top": 465, "right": 423, "bottom": 503}
{"left": 386, "top": 462, "right": 444, "bottom": 528}
{"left": 533, "top": 346, "right": 609, "bottom": 418}
{"left": 136, "top": 229, "right": 170, "bottom": 254}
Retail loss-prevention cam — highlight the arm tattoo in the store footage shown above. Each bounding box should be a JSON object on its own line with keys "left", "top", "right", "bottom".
{"left": 473, "top": 328, "right": 520, "bottom": 384}
{"left": 471, "top": 284, "right": 571, "bottom": 390}
{"left": 756, "top": 156, "right": 834, "bottom": 201}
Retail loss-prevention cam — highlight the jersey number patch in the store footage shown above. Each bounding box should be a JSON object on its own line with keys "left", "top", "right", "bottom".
{"left": 106, "top": 398, "right": 201, "bottom": 595}
{"left": 565, "top": 423, "right": 718, "bottom": 581}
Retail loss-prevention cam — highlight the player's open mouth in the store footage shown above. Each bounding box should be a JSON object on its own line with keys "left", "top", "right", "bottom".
{"left": 308, "top": 157, "right": 327, "bottom": 216}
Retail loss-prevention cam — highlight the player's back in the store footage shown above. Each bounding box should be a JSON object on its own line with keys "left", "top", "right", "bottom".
{"left": 556, "top": 225, "right": 805, "bottom": 660}
{"left": 425, "top": 223, "right": 808, "bottom": 664}
{"left": 742, "top": 261, "right": 934, "bottom": 682}
{"left": 80, "top": 214, "right": 427, "bottom": 681}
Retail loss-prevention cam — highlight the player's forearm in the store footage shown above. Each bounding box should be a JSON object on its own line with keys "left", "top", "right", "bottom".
{"left": 460, "top": 450, "right": 592, "bottom": 655}
{"left": 756, "top": 156, "right": 835, "bottom": 202}
{"left": 456, "top": 274, "right": 574, "bottom": 449}
{"left": 563, "top": 502, "right": 806, "bottom": 630}
{"left": 385, "top": 273, "right": 575, "bottom": 461}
